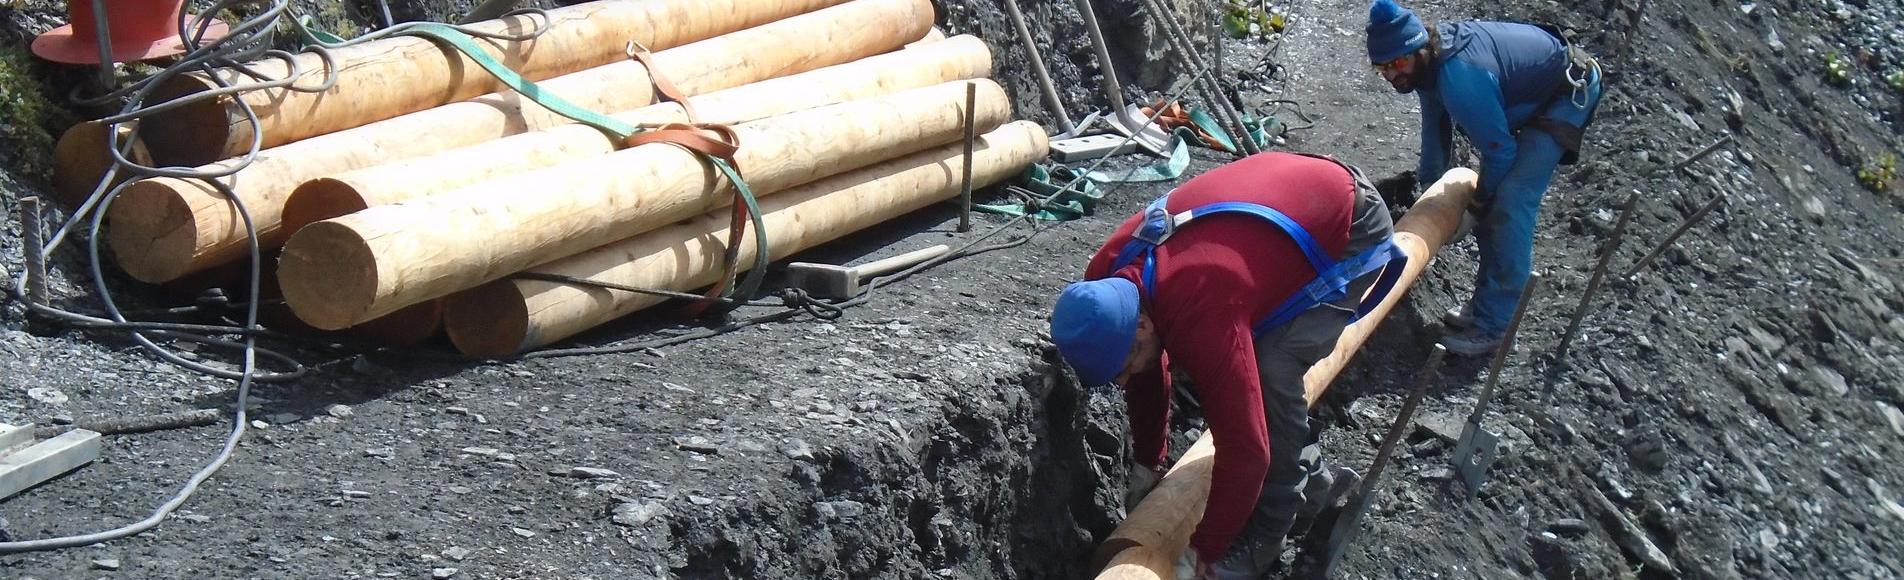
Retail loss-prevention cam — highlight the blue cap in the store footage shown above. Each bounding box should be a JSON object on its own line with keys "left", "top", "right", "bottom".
{"left": 1050, "top": 278, "right": 1140, "bottom": 387}
{"left": 1366, "top": 0, "right": 1427, "bottom": 63}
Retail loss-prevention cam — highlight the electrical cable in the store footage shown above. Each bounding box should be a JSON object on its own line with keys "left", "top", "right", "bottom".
{"left": 4, "top": 0, "right": 1212, "bottom": 551}
{"left": 0, "top": 0, "right": 552, "bottom": 553}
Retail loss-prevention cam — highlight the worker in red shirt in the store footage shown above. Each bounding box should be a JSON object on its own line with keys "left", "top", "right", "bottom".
{"left": 1051, "top": 152, "right": 1399, "bottom": 578}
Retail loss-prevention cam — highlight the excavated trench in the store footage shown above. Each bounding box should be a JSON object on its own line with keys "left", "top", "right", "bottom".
{"left": 656, "top": 351, "right": 1133, "bottom": 578}
{"left": 641, "top": 4, "right": 1223, "bottom": 575}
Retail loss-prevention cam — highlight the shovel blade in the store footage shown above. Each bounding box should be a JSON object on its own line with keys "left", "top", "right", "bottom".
{"left": 1451, "top": 425, "right": 1500, "bottom": 499}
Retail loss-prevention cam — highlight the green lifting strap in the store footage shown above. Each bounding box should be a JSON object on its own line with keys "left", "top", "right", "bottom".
{"left": 394, "top": 23, "right": 772, "bottom": 306}
{"left": 397, "top": 23, "right": 643, "bottom": 138}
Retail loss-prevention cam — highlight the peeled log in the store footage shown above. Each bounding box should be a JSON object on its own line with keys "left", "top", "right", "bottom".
{"left": 443, "top": 121, "right": 1049, "bottom": 356}
{"left": 141, "top": 0, "right": 852, "bottom": 164}
{"left": 51, "top": 121, "right": 150, "bottom": 209}
{"left": 282, "top": 35, "right": 991, "bottom": 233}
{"left": 1093, "top": 168, "right": 1481, "bottom": 580}
{"left": 105, "top": 0, "right": 933, "bottom": 284}
{"left": 279, "top": 80, "right": 1013, "bottom": 330}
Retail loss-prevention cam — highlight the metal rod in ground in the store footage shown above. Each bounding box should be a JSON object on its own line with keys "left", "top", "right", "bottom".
{"left": 1548, "top": 190, "right": 1641, "bottom": 371}
{"left": 1621, "top": 182, "right": 1728, "bottom": 280}
{"left": 1002, "top": 0, "right": 1077, "bottom": 135}
{"left": 1321, "top": 345, "right": 1448, "bottom": 577}
{"left": 1140, "top": 0, "right": 1257, "bottom": 155}
{"left": 1614, "top": 0, "right": 1650, "bottom": 63}
{"left": 1071, "top": 0, "right": 1127, "bottom": 114}
{"left": 20, "top": 196, "right": 48, "bottom": 307}
{"left": 1466, "top": 271, "right": 1544, "bottom": 425}
{"left": 87, "top": 0, "right": 115, "bottom": 91}
{"left": 1672, "top": 135, "right": 1735, "bottom": 173}
{"left": 958, "top": 81, "right": 977, "bottom": 233}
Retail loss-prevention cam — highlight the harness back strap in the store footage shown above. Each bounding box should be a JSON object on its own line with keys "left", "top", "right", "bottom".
{"left": 1109, "top": 194, "right": 1408, "bottom": 337}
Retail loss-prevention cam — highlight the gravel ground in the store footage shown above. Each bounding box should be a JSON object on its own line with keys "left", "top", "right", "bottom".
{"left": 0, "top": 0, "right": 1899, "bottom": 578}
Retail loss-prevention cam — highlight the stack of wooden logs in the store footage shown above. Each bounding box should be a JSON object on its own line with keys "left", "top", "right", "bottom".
{"left": 58, "top": 0, "right": 1047, "bottom": 355}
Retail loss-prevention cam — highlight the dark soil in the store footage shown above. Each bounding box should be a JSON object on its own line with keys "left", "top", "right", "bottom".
{"left": 0, "top": 0, "right": 1900, "bottom": 579}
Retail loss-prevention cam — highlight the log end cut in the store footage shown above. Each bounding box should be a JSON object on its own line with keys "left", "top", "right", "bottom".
{"left": 107, "top": 178, "right": 207, "bottom": 284}
{"left": 141, "top": 73, "right": 238, "bottom": 167}
{"left": 52, "top": 121, "right": 150, "bottom": 209}
{"left": 442, "top": 281, "right": 531, "bottom": 358}
{"left": 277, "top": 221, "right": 384, "bottom": 330}
{"left": 282, "top": 178, "right": 372, "bottom": 236}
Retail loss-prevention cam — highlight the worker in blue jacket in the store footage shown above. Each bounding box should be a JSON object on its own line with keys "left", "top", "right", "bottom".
{"left": 1364, "top": 0, "right": 1603, "bottom": 355}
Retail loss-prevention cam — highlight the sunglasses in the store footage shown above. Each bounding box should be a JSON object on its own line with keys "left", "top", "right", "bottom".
{"left": 1372, "top": 56, "right": 1409, "bottom": 73}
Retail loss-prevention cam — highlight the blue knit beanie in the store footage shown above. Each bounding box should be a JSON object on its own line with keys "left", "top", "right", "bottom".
{"left": 1050, "top": 278, "right": 1140, "bottom": 387}
{"left": 1366, "top": 0, "right": 1427, "bottom": 63}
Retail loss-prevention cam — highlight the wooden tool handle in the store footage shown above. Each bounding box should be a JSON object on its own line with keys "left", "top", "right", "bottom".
{"left": 851, "top": 244, "right": 952, "bottom": 278}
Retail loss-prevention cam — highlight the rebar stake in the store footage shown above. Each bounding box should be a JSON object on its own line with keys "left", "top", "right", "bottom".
{"left": 958, "top": 81, "right": 976, "bottom": 233}
{"left": 21, "top": 196, "right": 48, "bottom": 307}
{"left": 1470, "top": 272, "right": 1544, "bottom": 424}
{"left": 1550, "top": 190, "right": 1641, "bottom": 371}
{"left": 1321, "top": 345, "right": 1448, "bottom": 577}
{"left": 1452, "top": 272, "right": 1543, "bottom": 499}
{"left": 1671, "top": 135, "right": 1734, "bottom": 173}
{"left": 1622, "top": 179, "right": 1727, "bottom": 280}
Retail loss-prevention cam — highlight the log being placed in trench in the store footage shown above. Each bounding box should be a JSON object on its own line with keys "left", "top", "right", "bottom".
{"left": 139, "top": 0, "right": 854, "bottom": 165}
{"left": 442, "top": 120, "right": 1048, "bottom": 356}
{"left": 1092, "top": 168, "right": 1481, "bottom": 580}
{"left": 278, "top": 80, "right": 1013, "bottom": 330}
{"left": 104, "top": 0, "right": 934, "bottom": 285}
{"left": 281, "top": 34, "right": 991, "bottom": 233}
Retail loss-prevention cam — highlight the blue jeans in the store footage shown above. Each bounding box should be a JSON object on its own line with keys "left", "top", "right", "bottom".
{"left": 1470, "top": 69, "right": 1602, "bottom": 335}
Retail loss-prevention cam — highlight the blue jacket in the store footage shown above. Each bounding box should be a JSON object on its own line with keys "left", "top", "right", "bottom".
{"left": 1417, "top": 21, "right": 1569, "bottom": 198}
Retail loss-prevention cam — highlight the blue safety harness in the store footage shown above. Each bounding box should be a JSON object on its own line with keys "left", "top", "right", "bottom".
{"left": 1109, "top": 183, "right": 1409, "bottom": 337}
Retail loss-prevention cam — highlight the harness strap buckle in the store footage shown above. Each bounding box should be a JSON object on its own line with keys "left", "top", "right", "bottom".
{"left": 1133, "top": 201, "right": 1182, "bottom": 245}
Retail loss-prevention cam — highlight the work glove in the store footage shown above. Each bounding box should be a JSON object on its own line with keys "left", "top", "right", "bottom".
{"left": 1125, "top": 461, "right": 1164, "bottom": 508}
{"left": 1174, "top": 548, "right": 1210, "bottom": 580}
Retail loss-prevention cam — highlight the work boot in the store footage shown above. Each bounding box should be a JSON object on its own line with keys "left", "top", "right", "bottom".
{"left": 1290, "top": 463, "right": 1361, "bottom": 536}
{"left": 1441, "top": 303, "right": 1476, "bottom": 330}
{"left": 1208, "top": 526, "right": 1285, "bottom": 580}
{"left": 1440, "top": 326, "right": 1504, "bottom": 357}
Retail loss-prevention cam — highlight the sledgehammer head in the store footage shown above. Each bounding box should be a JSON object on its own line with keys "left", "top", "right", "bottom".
{"left": 784, "top": 262, "right": 859, "bottom": 300}
{"left": 784, "top": 244, "right": 953, "bottom": 300}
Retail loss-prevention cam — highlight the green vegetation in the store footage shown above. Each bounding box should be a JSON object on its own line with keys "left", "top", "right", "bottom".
{"left": 1822, "top": 52, "right": 1852, "bottom": 87}
{"left": 1886, "top": 71, "right": 1904, "bottom": 93}
{"left": 1859, "top": 154, "right": 1897, "bottom": 193}
{"left": 1222, "top": 0, "right": 1285, "bottom": 39}
{"left": 0, "top": 47, "right": 71, "bottom": 182}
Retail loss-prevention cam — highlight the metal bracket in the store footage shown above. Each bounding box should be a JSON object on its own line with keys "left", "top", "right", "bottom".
{"left": 1450, "top": 421, "right": 1500, "bottom": 499}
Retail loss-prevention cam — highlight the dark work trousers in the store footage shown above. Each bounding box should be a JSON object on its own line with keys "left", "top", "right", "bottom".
{"left": 1215, "top": 170, "right": 1396, "bottom": 576}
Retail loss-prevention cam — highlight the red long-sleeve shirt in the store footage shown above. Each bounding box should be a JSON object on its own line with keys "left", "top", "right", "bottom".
{"left": 1082, "top": 152, "right": 1355, "bottom": 564}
